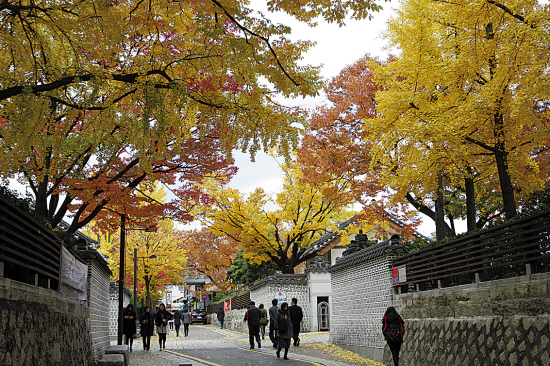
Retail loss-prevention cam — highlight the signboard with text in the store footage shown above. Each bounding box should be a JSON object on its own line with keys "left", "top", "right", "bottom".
{"left": 60, "top": 246, "right": 88, "bottom": 300}
{"left": 392, "top": 267, "right": 399, "bottom": 286}
{"left": 392, "top": 265, "right": 407, "bottom": 286}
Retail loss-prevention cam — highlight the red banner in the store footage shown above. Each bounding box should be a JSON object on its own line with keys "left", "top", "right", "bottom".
{"left": 224, "top": 299, "right": 231, "bottom": 312}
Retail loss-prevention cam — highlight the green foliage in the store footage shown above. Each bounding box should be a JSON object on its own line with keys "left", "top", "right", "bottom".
{"left": 0, "top": 186, "right": 34, "bottom": 215}
{"left": 227, "top": 251, "right": 279, "bottom": 286}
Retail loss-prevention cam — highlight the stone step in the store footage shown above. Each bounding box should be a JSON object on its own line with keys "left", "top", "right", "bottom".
{"left": 98, "top": 354, "right": 124, "bottom": 366}
{"left": 104, "top": 345, "right": 129, "bottom": 366}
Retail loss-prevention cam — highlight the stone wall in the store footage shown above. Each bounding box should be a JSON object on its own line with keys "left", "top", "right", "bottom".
{"left": 79, "top": 250, "right": 111, "bottom": 356}
{"left": 208, "top": 309, "right": 248, "bottom": 334}
{"left": 391, "top": 273, "right": 550, "bottom": 366}
{"left": 329, "top": 237, "right": 408, "bottom": 362}
{"left": 250, "top": 274, "right": 310, "bottom": 332}
{"left": 108, "top": 281, "right": 132, "bottom": 340}
{"left": 0, "top": 277, "right": 92, "bottom": 366}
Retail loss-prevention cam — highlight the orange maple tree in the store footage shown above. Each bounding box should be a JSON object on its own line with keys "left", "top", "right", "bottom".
{"left": 298, "top": 54, "right": 422, "bottom": 237}
{"left": 182, "top": 228, "right": 239, "bottom": 293}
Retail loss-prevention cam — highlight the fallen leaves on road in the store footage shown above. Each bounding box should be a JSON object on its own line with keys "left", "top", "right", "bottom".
{"left": 303, "top": 343, "right": 386, "bottom": 366}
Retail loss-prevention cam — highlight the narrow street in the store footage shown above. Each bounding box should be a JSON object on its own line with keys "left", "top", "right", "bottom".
{"left": 126, "top": 325, "right": 384, "bottom": 366}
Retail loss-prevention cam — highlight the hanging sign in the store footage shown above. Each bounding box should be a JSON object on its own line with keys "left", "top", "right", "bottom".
{"left": 275, "top": 291, "right": 287, "bottom": 302}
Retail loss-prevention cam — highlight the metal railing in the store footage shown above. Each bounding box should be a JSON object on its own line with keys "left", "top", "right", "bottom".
{"left": 393, "top": 210, "right": 550, "bottom": 293}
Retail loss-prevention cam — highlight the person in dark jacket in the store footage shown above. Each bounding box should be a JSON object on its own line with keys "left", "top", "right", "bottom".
{"left": 155, "top": 303, "right": 172, "bottom": 350}
{"left": 243, "top": 300, "right": 262, "bottom": 349}
{"left": 288, "top": 298, "right": 303, "bottom": 346}
{"left": 182, "top": 308, "right": 192, "bottom": 337}
{"left": 123, "top": 304, "right": 137, "bottom": 352}
{"left": 173, "top": 310, "right": 182, "bottom": 337}
{"left": 268, "top": 299, "right": 278, "bottom": 348}
{"left": 382, "top": 306, "right": 405, "bottom": 366}
{"left": 139, "top": 306, "right": 155, "bottom": 351}
{"left": 275, "top": 302, "right": 293, "bottom": 360}
{"left": 217, "top": 308, "right": 225, "bottom": 329}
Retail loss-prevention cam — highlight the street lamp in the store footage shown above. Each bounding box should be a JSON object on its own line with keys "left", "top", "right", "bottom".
{"left": 117, "top": 215, "right": 157, "bottom": 345}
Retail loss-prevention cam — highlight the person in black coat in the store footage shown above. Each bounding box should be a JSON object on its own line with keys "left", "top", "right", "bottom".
{"left": 122, "top": 304, "right": 137, "bottom": 352}
{"left": 217, "top": 308, "right": 225, "bottom": 329}
{"left": 139, "top": 306, "right": 155, "bottom": 351}
{"left": 275, "top": 302, "right": 293, "bottom": 360}
{"left": 288, "top": 298, "right": 303, "bottom": 347}
{"left": 243, "top": 300, "right": 262, "bottom": 349}
{"left": 268, "top": 299, "right": 278, "bottom": 348}
{"left": 173, "top": 310, "right": 182, "bottom": 337}
{"left": 382, "top": 306, "right": 405, "bottom": 366}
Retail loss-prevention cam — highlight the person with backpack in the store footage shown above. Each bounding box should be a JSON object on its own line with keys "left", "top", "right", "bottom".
{"left": 382, "top": 307, "right": 405, "bottom": 366}
{"left": 259, "top": 303, "right": 268, "bottom": 340}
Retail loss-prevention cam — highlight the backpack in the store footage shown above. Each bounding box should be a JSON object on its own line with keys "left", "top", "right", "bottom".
{"left": 383, "top": 316, "right": 403, "bottom": 343}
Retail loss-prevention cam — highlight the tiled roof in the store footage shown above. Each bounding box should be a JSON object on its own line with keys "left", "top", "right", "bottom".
{"left": 250, "top": 274, "right": 308, "bottom": 291}
{"left": 330, "top": 236, "right": 409, "bottom": 272}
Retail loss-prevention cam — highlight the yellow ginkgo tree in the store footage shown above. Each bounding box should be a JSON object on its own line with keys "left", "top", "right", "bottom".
{"left": 95, "top": 219, "right": 187, "bottom": 308}
{"left": 368, "top": 0, "right": 550, "bottom": 225}
{"left": 196, "top": 160, "right": 356, "bottom": 274}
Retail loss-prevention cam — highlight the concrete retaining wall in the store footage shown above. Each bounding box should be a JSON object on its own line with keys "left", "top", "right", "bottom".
{"left": 0, "top": 277, "right": 92, "bottom": 366}
{"left": 391, "top": 273, "right": 550, "bottom": 366}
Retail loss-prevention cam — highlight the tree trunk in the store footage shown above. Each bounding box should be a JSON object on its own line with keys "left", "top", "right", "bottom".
{"left": 494, "top": 148, "right": 516, "bottom": 220}
{"left": 465, "top": 168, "right": 476, "bottom": 232}
{"left": 145, "top": 274, "right": 152, "bottom": 308}
{"left": 435, "top": 171, "right": 447, "bottom": 241}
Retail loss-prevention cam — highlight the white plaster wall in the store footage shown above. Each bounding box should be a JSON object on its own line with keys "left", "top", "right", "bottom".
{"left": 330, "top": 248, "right": 345, "bottom": 265}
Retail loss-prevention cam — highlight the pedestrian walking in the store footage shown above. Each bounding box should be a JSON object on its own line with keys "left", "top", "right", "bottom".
{"left": 288, "top": 298, "right": 303, "bottom": 346}
{"left": 173, "top": 309, "right": 182, "bottom": 337}
{"left": 168, "top": 311, "right": 174, "bottom": 330}
{"left": 182, "top": 308, "right": 192, "bottom": 337}
{"left": 243, "top": 300, "right": 262, "bottom": 349}
{"left": 122, "top": 304, "right": 137, "bottom": 352}
{"left": 269, "top": 299, "right": 278, "bottom": 348}
{"left": 275, "top": 302, "right": 293, "bottom": 360}
{"left": 155, "top": 303, "right": 172, "bottom": 350}
{"left": 259, "top": 303, "right": 268, "bottom": 340}
{"left": 382, "top": 306, "right": 405, "bottom": 366}
{"left": 217, "top": 308, "right": 225, "bottom": 329}
{"left": 139, "top": 306, "right": 155, "bottom": 351}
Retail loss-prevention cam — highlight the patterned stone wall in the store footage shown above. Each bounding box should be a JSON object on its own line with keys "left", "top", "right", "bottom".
{"left": 250, "top": 274, "right": 310, "bottom": 332}
{"left": 109, "top": 281, "right": 132, "bottom": 340}
{"left": 0, "top": 277, "right": 92, "bottom": 366}
{"left": 85, "top": 255, "right": 111, "bottom": 356}
{"left": 391, "top": 273, "right": 550, "bottom": 366}
{"left": 330, "top": 253, "right": 395, "bottom": 362}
